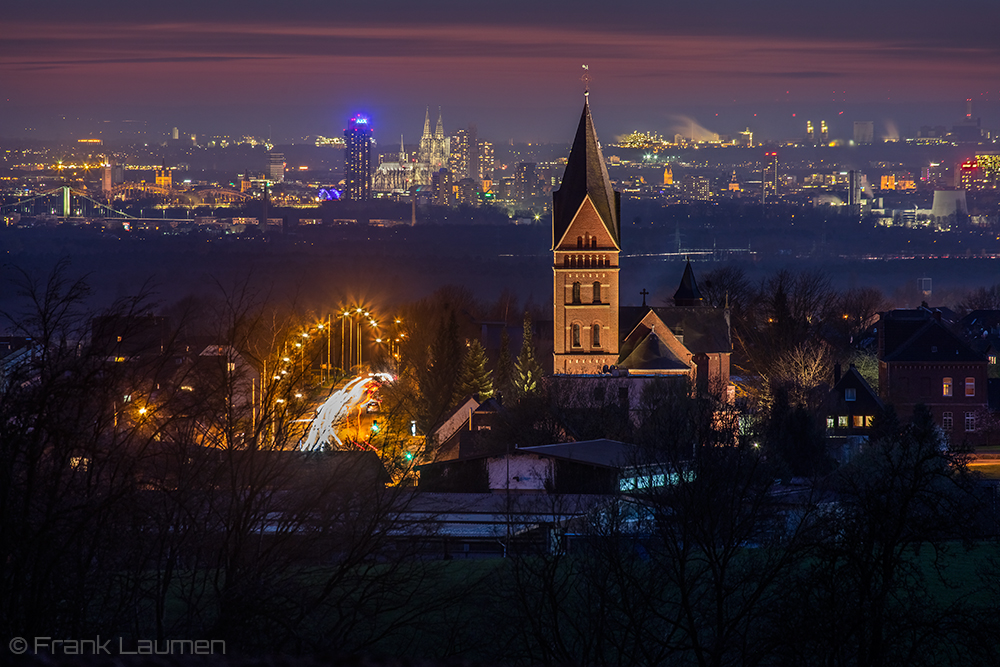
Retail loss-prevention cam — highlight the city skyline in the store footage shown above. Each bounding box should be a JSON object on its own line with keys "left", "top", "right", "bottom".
{"left": 1, "top": 0, "right": 999, "bottom": 143}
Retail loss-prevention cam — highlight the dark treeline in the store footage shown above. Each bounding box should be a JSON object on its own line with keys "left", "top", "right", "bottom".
{"left": 3, "top": 262, "right": 1000, "bottom": 665}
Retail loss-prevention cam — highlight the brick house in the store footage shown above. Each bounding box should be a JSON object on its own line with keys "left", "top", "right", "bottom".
{"left": 878, "top": 308, "right": 988, "bottom": 443}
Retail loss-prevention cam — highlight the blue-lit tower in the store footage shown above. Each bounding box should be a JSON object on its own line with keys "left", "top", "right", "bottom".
{"left": 345, "top": 114, "right": 373, "bottom": 201}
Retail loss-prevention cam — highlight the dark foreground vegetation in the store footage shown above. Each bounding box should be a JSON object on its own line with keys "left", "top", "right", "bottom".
{"left": 3, "top": 262, "right": 1000, "bottom": 666}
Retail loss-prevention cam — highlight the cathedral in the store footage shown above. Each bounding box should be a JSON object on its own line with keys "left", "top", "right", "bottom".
{"left": 415, "top": 108, "right": 450, "bottom": 187}
{"left": 551, "top": 98, "right": 732, "bottom": 396}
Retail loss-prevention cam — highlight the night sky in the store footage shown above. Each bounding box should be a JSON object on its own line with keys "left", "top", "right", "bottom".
{"left": 2, "top": 0, "right": 998, "bottom": 144}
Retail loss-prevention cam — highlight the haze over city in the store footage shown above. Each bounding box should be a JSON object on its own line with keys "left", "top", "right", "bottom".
{"left": 2, "top": 0, "right": 998, "bottom": 142}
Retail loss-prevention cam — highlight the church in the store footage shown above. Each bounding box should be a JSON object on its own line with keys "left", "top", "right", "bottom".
{"left": 415, "top": 107, "right": 450, "bottom": 187}
{"left": 551, "top": 97, "right": 732, "bottom": 397}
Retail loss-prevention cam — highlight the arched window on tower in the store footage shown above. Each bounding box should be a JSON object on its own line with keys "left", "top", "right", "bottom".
{"left": 577, "top": 236, "right": 583, "bottom": 248}
{"left": 592, "top": 324, "right": 601, "bottom": 347}
{"left": 572, "top": 282, "right": 581, "bottom": 304}
{"left": 592, "top": 281, "right": 601, "bottom": 303}
{"left": 572, "top": 324, "right": 581, "bottom": 347}
{"left": 591, "top": 237, "right": 597, "bottom": 249}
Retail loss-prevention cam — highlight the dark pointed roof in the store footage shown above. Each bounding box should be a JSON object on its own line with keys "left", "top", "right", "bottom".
{"left": 673, "top": 259, "right": 703, "bottom": 307}
{"left": 883, "top": 318, "right": 985, "bottom": 363}
{"left": 825, "top": 364, "right": 884, "bottom": 413}
{"left": 619, "top": 306, "right": 732, "bottom": 356}
{"left": 552, "top": 100, "right": 620, "bottom": 250}
{"left": 618, "top": 331, "right": 690, "bottom": 371}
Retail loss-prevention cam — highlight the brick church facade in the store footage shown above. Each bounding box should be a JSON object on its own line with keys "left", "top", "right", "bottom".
{"left": 551, "top": 98, "right": 731, "bottom": 396}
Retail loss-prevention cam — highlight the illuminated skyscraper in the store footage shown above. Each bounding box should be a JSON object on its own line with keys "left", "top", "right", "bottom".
{"left": 515, "top": 162, "right": 539, "bottom": 201}
{"left": 820, "top": 121, "right": 829, "bottom": 143}
{"left": 806, "top": 121, "right": 815, "bottom": 143}
{"left": 267, "top": 151, "right": 285, "bottom": 183}
{"left": 976, "top": 153, "right": 1000, "bottom": 185}
{"left": 344, "top": 115, "right": 373, "bottom": 201}
{"left": 762, "top": 152, "right": 778, "bottom": 203}
{"left": 479, "top": 140, "right": 494, "bottom": 180}
{"left": 959, "top": 159, "right": 980, "bottom": 191}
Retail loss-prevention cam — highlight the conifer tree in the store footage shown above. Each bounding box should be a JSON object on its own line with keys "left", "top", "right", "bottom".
{"left": 514, "top": 311, "right": 543, "bottom": 398}
{"left": 495, "top": 328, "right": 515, "bottom": 401}
{"left": 416, "top": 309, "right": 462, "bottom": 431}
{"left": 454, "top": 339, "right": 493, "bottom": 402}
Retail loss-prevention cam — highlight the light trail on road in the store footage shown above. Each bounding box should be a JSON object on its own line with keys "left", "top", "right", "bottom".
{"left": 300, "top": 372, "right": 392, "bottom": 451}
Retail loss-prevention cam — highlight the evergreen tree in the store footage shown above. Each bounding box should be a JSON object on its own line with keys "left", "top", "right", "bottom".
{"left": 514, "top": 312, "right": 543, "bottom": 398}
{"left": 454, "top": 339, "right": 493, "bottom": 402}
{"left": 416, "top": 309, "right": 462, "bottom": 432}
{"left": 494, "top": 328, "right": 515, "bottom": 402}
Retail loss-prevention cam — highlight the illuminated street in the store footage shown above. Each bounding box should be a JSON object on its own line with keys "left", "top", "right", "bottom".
{"left": 300, "top": 372, "right": 389, "bottom": 451}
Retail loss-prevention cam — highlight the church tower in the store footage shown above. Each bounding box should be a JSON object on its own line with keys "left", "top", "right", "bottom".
{"left": 552, "top": 98, "right": 621, "bottom": 375}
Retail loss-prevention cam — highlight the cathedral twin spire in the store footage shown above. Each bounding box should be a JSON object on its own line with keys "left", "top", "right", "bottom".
{"left": 417, "top": 107, "right": 449, "bottom": 185}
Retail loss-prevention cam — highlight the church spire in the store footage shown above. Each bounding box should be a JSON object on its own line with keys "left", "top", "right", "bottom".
{"left": 673, "top": 258, "right": 704, "bottom": 307}
{"left": 399, "top": 134, "right": 406, "bottom": 163}
{"left": 552, "top": 97, "right": 620, "bottom": 251}
{"left": 435, "top": 107, "right": 444, "bottom": 138}
{"left": 422, "top": 107, "right": 431, "bottom": 139}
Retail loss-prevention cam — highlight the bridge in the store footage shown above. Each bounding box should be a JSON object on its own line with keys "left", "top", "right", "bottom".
{"left": 1, "top": 186, "right": 133, "bottom": 219}
{"left": 2, "top": 184, "right": 254, "bottom": 220}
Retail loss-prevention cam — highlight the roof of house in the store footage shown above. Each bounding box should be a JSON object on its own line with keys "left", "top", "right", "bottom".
{"left": 825, "top": 364, "right": 884, "bottom": 413}
{"left": 619, "top": 306, "right": 731, "bottom": 356}
{"left": 518, "top": 439, "right": 639, "bottom": 468}
{"left": 883, "top": 318, "right": 985, "bottom": 363}
{"left": 618, "top": 331, "right": 690, "bottom": 371}
{"left": 420, "top": 438, "right": 639, "bottom": 470}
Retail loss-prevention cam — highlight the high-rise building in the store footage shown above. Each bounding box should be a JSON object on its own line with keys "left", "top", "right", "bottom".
{"left": 959, "top": 159, "right": 980, "bottom": 191}
{"left": 515, "top": 162, "right": 539, "bottom": 202}
{"left": 684, "top": 175, "right": 711, "bottom": 200}
{"left": 267, "top": 151, "right": 285, "bottom": 183}
{"left": 976, "top": 153, "right": 1000, "bottom": 185}
{"left": 806, "top": 121, "right": 815, "bottom": 143}
{"left": 102, "top": 164, "right": 124, "bottom": 193}
{"left": 848, "top": 169, "right": 866, "bottom": 215}
{"left": 432, "top": 168, "right": 453, "bottom": 206}
{"left": 448, "top": 126, "right": 474, "bottom": 180}
{"left": 820, "top": 121, "right": 829, "bottom": 143}
{"left": 344, "top": 115, "right": 373, "bottom": 201}
{"left": 479, "top": 140, "right": 494, "bottom": 180}
{"left": 762, "top": 152, "right": 778, "bottom": 203}
{"left": 854, "top": 121, "right": 874, "bottom": 145}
